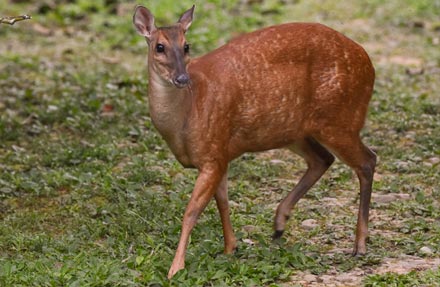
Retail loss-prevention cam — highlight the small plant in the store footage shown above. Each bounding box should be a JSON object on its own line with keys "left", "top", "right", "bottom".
{"left": 1, "top": 0, "right": 439, "bottom": 286}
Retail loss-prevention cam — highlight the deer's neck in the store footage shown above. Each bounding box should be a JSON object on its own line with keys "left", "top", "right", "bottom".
{"left": 148, "top": 69, "right": 193, "bottom": 166}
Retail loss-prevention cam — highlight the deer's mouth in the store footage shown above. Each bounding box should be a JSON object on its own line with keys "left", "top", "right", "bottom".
{"left": 173, "top": 81, "right": 189, "bottom": 89}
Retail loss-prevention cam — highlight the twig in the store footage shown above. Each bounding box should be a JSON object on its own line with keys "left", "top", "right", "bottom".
{"left": 0, "top": 15, "right": 32, "bottom": 25}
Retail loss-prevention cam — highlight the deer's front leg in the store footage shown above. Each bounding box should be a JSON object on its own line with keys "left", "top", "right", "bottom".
{"left": 168, "top": 164, "right": 225, "bottom": 279}
{"left": 215, "top": 173, "right": 237, "bottom": 254}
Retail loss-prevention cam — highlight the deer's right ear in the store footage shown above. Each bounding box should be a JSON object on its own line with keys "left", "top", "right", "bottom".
{"left": 133, "top": 6, "right": 156, "bottom": 39}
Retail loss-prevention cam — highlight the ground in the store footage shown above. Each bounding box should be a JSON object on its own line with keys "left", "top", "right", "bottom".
{"left": 1, "top": 1, "right": 439, "bottom": 286}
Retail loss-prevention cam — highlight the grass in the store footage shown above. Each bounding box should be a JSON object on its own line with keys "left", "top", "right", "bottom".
{"left": 1, "top": 0, "right": 440, "bottom": 286}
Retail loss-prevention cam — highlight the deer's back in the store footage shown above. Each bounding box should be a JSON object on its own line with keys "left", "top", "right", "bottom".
{"left": 187, "top": 23, "right": 375, "bottom": 159}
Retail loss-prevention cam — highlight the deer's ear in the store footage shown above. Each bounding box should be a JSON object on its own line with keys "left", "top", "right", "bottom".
{"left": 178, "top": 5, "right": 195, "bottom": 33}
{"left": 133, "top": 6, "right": 156, "bottom": 39}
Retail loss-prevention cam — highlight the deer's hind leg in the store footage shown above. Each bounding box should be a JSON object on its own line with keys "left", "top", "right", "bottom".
{"left": 273, "top": 137, "right": 334, "bottom": 239}
{"left": 316, "top": 132, "right": 376, "bottom": 255}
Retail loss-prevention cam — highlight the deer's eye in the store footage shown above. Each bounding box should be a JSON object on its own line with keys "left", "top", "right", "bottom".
{"left": 156, "top": 43, "right": 165, "bottom": 53}
{"left": 184, "top": 43, "right": 190, "bottom": 54}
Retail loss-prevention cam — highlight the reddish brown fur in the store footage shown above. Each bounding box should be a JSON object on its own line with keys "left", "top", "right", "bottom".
{"left": 187, "top": 23, "right": 374, "bottom": 162}
{"left": 133, "top": 6, "right": 376, "bottom": 279}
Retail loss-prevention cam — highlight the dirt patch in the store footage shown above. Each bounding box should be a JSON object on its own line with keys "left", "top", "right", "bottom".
{"left": 288, "top": 255, "right": 440, "bottom": 286}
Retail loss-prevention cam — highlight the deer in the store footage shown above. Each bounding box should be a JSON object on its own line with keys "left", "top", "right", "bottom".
{"left": 133, "top": 5, "right": 376, "bottom": 279}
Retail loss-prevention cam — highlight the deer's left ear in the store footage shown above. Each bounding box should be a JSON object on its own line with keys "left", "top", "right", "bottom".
{"left": 178, "top": 5, "right": 195, "bottom": 33}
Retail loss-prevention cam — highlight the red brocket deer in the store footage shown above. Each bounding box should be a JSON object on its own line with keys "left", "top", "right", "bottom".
{"left": 133, "top": 5, "right": 376, "bottom": 279}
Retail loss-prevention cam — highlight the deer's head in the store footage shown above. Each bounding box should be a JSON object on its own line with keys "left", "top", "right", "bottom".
{"left": 133, "top": 5, "right": 194, "bottom": 89}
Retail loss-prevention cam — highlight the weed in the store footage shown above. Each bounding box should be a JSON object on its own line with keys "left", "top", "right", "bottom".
{"left": 1, "top": 0, "right": 439, "bottom": 286}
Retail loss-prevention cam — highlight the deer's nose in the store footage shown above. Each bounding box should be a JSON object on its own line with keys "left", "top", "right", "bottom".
{"left": 174, "top": 73, "right": 190, "bottom": 87}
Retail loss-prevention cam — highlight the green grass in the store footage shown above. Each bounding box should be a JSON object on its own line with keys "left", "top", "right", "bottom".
{"left": 364, "top": 268, "right": 440, "bottom": 287}
{"left": 1, "top": 0, "right": 440, "bottom": 286}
